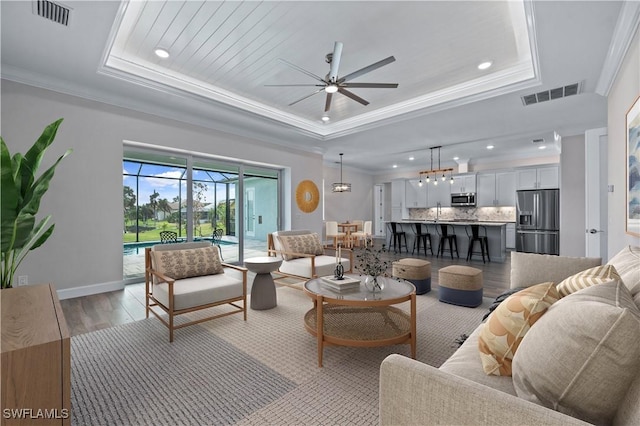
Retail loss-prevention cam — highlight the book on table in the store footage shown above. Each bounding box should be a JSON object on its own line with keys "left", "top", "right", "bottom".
{"left": 321, "top": 275, "right": 361, "bottom": 291}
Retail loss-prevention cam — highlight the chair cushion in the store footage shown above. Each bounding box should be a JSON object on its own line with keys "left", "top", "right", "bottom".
{"left": 154, "top": 274, "right": 243, "bottom": 311}
{"left": 279, "top": 255, "right": 350, "bottom": 279}
{"left": 512, "top": 280, "right": 640, "bottom": 425}
{"left": 277, "top": 233, "right": 324, "bottom": 261}
{"left": 478, "top": 282, "right": 559, "bottom": 376}
{"left": 555, "top": 264, "right": 621, "bottom": 297}
{"left": 151, "top": 246, "right": 223, "bottom": 280}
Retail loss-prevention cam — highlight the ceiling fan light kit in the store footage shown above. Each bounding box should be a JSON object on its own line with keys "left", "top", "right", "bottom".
{"left": 268, "top": 41, "right": 398, "bottom": 114}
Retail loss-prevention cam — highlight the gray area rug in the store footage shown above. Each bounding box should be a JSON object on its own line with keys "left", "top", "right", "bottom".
{"left": 71, "top": 286, "right": 492, "bottom": 425}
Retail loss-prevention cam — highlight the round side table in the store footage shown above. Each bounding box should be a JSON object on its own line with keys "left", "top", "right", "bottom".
{"left": 244, "top": 256, "right": 283, "bottom": 310}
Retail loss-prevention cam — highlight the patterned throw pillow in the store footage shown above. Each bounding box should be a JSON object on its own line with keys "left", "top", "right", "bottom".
{"left": 478, "top": 282, "right": 559, "bottom": 376}
{"left": 151, "top": 246, "right": 224, "bottom": 280}
{"left": 277, "top": 233, "right": 324, "bottom": 261}
{"left": 556, "top": 264, "right": 620, "bottom": 297}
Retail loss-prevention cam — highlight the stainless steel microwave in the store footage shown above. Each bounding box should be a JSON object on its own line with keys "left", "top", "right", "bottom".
{"left": 451, "top": 193, "right": 476, "bottom": 206}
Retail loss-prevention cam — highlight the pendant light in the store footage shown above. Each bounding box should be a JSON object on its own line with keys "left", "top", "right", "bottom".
{"left": 418, "top": 146, "right": 454, "bottom": 186}
{"left": 332, "top": 153, "right": 351, "bottom": 192}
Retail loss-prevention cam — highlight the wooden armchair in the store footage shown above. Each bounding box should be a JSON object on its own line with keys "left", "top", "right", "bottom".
{"left": 267, "top": 230, "right": 353, "bottom": 287}
{"left": 145, "top": 241, "right": 247, "bottom": 342}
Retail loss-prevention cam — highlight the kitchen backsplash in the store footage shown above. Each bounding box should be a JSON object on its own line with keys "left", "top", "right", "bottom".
{"left": 408, "top": 206, "right": 516, "bottom": 222}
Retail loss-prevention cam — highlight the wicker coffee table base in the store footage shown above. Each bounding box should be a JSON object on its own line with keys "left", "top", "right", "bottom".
{"left": 304, "top": 305, "right": 414, "bottom": 366}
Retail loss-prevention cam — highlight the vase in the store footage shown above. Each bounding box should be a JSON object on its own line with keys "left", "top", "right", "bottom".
{"left": 364, "top": 275, "right": 384, "bottom": 293}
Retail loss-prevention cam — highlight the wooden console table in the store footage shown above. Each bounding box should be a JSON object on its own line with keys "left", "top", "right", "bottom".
{"left": 1, "top": 284, "right": 70, "bottom": 425}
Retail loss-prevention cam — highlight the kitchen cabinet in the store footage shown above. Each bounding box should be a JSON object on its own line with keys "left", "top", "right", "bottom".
{"left": 427, "top": 181, "right": 451, "bottom": 207}
{"left": 516, "top": 165, "right": 559, "bottom": 190}
{"left": 405, "top": 179, "right": 427, "bottom": 208}
{"left": 391, "top": 179, "right": 406, "bottom": 221}
{"left": 450, "top": 174, "right": 476, "bottom": 193}
{"left": 506, "top": 223, "right": 516, "bottom": 249}
{"left": 477, "top": 171, "right": 515, "bottom": 207}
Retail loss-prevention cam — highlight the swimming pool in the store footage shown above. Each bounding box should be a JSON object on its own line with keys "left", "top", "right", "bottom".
{"left": 123, "top": 239, "right": 236, "bottom": 256}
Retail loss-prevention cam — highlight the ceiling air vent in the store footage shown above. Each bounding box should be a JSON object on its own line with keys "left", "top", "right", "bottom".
{"left": 32, "top": 0, "right": 71, "bottom": 26}
{"left": 521, "top": 82, "right": 582, "bottom": 106}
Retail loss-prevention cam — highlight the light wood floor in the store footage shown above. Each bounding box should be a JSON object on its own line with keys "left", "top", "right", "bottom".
{"left": 60, "top": 245, "right": 513, "bottom": 337}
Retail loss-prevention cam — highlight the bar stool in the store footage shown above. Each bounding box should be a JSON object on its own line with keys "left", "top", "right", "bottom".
{"left": 465, "top": 224, "right": 490, "bottom": 263}
{"left": 387, "top": 222, "right": 408, "bottom": 253}
{"left": 412, "top": 222, "right": 433, "bottom": 256}
{"left": 436, "top": 224, "right": 459, "bottom": 259}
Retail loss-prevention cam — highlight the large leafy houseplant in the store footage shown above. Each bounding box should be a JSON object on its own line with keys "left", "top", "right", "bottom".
{"left": 1, "top": 118, "right": 71, "bottom": 289}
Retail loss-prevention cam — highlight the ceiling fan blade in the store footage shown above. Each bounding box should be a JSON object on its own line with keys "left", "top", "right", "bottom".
{"left": 342, "top": 83, "right": 398, "bottom": 89}
{"left": 338, "top": 88, "right": 369, "bottom": 106}
{"left": 288, "top": 88, "right": 324, "bottom": 106}
{"left": 264, "top": 84, "right": 325, "bottom": 87}
{"left": 324, "top": 92, "right": 333, "bottom": 112}
{"left": 278, "top": 58, "right": 327, "bottom": 84}
{"left": 328, "top": 41, "right": 343, "bottom": 83}
{"left": 339, "top": 56, "right": 396, "bottom": 83}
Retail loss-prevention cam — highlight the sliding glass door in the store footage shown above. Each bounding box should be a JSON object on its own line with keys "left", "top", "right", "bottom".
{"left": 123, "top": 149, "right": 280, "bottom": 281}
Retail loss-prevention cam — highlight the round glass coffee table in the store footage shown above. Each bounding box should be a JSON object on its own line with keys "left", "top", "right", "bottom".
{"left": 303, "top": 276, "right": 416, "bottom": 367}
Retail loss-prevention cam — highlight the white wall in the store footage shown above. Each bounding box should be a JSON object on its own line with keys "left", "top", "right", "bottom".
{"left": 322, "top": 164, "right": 375, "bottom": 224}
{"left": 1, "top": 80, "right": 324, "bottom": 295}
{"left": 608, "top": 26, "right": 640, "bottom": 258}
{"left": 560, "top": 135, "right": 587, "bottom": 256}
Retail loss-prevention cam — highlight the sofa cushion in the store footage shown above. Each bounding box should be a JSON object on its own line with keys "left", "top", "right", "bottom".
{"left": 510, "top": 252, "right": 601, "bottom": 289}
{"left": 606, "top": 245, "right": 640, "bottom": 296}
{"left": 151, "top": 246, "right": 223, "bottom": 280}
{"left": 278, "top": 254, "right": 350, "bottom": 279}
{"left": 478, "top": 282, "right": 559, "bottom": 376}
{"left": 440, "top": 327, "right": 517, "bottom": 396}
{"left": 512, "top": 280, "right": 640, "bottom": 425}
{"left": 277, "top": 233, "right": 324, "bottom": 261}
{"left": 556, "top": 264, "right": 621, "bottom": 297}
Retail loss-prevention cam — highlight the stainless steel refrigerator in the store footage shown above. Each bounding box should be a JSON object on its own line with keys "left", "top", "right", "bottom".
{"left": 516, "top": 189, "right": 559, "bottom": 255}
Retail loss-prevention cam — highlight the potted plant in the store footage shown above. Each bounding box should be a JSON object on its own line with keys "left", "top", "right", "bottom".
{"left": 1, "top": 118, "right": 71, "bottom": 289}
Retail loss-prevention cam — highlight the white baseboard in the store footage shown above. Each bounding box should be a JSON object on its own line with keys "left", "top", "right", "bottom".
{"left": 56, "top": 280, "right": 125, "bottom": 300}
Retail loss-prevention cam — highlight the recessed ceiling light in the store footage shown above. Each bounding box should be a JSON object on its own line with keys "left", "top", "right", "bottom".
{"left": 392, "top": 164, "right": 398, "bottom": 168}
{"left": 538, "top": 145, "right": 547, "bottom": 150}
{"left": 409, "top": 156, "right": 414, "bottom": 161}
{"left": 478, "top": 61, "right": 492, "bottom": 70}
{"left": 321, "top": 116, "right": 330, "bottom": 122}
{"left": 154, "top": 48, "right": 170, "bottom": 59}
{"left": 486, "top": 145, "right": 494, "bottom": 150}
{"left": 453, "top": 156, "right": 459, "bottom": 161}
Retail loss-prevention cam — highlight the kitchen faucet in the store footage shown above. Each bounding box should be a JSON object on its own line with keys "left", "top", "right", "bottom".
{"left": 436, "top": 203, "right": 441, "bottom": 222}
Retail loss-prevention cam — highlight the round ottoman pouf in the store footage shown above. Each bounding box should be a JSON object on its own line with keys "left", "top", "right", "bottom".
{"left": 438, "top": 265, "right": 483, "bottom": 307}
{"left": 393, "top": 258, "right": 431, "bottom": 295}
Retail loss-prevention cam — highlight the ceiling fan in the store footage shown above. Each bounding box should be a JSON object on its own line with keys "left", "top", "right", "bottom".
{"left": 267, "top": 41, "right": 398, "bottom": 113}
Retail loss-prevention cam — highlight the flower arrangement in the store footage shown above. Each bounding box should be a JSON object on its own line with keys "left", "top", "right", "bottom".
{"left": 355, "top": 242, "right": 391, "bottom": 279}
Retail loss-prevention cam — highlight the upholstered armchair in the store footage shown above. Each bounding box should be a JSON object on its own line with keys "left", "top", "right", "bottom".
{"left": 145, "top": 241, "right": 247, "bottom": 342}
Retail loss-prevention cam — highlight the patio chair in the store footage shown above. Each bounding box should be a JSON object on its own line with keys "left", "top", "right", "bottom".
{"left": 159, "top": 231, "right": 178, "bottom": 243}
{"left": 212, "top": 228, "right": 224, "bottom": 260}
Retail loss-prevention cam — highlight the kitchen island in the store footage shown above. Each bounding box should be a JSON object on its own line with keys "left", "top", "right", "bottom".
{"left": 387, "top": 220, "right": 508, "bottom": 262}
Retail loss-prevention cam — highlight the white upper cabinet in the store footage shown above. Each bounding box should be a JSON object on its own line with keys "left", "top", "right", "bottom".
{"left": 477, "top": 171, "right": 515, "bottom": 207}
{"left": 516, "top": 165, "right": 559, "bottom": 190}
{"left": 450, "top": 174, "right": 476, "bottom": 193}
{"left": 427, "top": 181, "right": 451, "bottom": 207}
{"left": 405, "top": 179, "right": 427, "bottom": 208}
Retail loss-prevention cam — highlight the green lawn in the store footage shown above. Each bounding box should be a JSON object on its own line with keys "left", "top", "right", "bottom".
{"left": 123, "top": 221, "right": 218, "bottom": 243}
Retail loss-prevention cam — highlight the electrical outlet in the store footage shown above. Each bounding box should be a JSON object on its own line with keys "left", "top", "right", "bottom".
{"left": 18, "top": 275, "right": 28, "bottom": 286}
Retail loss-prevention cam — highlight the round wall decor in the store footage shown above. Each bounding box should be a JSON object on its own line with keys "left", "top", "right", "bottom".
{"left": 296, "top": 180, "right": 320, "bottom": 213}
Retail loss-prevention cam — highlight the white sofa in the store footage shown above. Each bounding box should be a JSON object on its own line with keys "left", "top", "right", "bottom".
{"left": 267, "top": 230, "right": 352, "bottom": 281}
{"left": 380, "top": 246, "right": 640, "bottom": 425}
